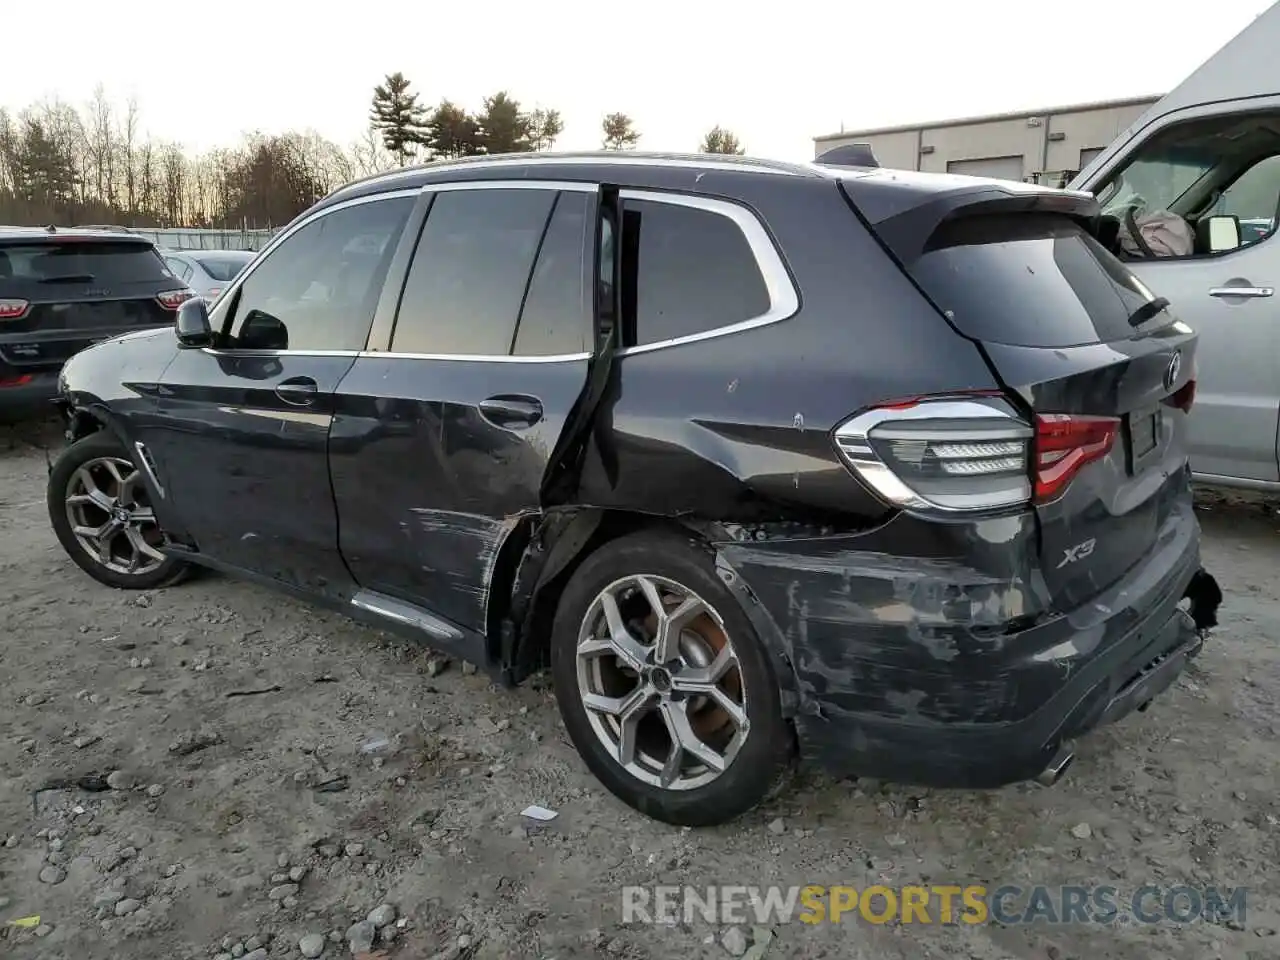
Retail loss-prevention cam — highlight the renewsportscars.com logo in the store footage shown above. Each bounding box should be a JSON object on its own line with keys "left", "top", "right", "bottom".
{"left": 621, "top": 884, "right": 1248, "bottom": 927}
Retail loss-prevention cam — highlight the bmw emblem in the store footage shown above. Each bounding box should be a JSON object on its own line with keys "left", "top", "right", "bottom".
{"left": 1163, "top": 350, "right": 1182, "bottom": 391}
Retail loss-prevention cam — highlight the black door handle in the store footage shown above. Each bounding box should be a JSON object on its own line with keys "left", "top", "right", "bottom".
{"left": 478, "top": 395, "right": 543, "bottom": 428}
{"left": 275, "top": 377, "right": 318, "bottom": 406}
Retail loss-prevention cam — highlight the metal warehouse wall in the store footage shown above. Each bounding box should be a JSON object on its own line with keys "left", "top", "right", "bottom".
{"left": 813, "top": 96, "right": 1160, "bottom": 183}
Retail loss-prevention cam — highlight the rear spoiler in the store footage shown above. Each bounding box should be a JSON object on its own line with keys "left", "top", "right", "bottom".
{"left": 838, "top": 169, "right": 1101, "bottom": 265}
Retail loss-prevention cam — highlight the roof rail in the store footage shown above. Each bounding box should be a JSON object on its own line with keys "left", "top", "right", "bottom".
{"left": 327, "top": 150, "right": 818, "bottom": 199}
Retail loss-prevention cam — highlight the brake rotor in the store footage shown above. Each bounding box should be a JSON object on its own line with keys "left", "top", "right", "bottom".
{"left": 645, "top": 599, "right": 743, "bottom": 740}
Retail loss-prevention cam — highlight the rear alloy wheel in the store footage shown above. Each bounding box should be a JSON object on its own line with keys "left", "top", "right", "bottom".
{"left": 48, "top": 431, "right": 190, "bottom": 590}
{"left": 576, "top": 574, "right": 747, "bottom": 791}
{"left": 551, "top": 530, "right": 792, "bottom": 826}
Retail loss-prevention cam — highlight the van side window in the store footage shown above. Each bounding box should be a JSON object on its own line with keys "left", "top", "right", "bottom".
{"left": 619, "top": 197, "right": 770, "bottom": 348}
{"left": 1210, "top": 154, "right": 1280, "bottom": 245}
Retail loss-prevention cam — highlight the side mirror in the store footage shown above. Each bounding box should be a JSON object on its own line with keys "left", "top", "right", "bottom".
{"left": 175, "top": 298, "right": 212, "bottom": 348}
{"left": 1205, "top": 214, "right": 1242, "bottom": 253}
{"left": 239, "top": 310, "right": 289, "bottom": 351}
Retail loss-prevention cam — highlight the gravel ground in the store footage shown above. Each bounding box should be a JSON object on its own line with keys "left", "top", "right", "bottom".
{"left": 2, "top": 418, "right": 1279, "bottom": 960}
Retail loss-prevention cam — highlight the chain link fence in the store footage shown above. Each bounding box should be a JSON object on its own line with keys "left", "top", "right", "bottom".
{"left": 130, "top": 227, "right": 280, "bottom": 251}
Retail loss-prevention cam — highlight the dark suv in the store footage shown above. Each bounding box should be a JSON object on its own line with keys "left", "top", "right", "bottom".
{"left": 46, "top": 153, "right": 1222, "bottom": 826}
{"left": 0, "top": 227, "right": 194, "bottom": 421}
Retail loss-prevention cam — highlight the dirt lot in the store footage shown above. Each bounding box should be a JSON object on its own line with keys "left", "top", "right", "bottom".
{"left": 1, "top": 418, "right": 1278, "bottom": 960}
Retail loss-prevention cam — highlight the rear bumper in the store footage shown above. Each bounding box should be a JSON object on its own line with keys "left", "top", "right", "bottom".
{"left": 717, "top": 497, "right": 1217, "bottom": 788}
{"left": 0, "top": 371, "right": 60, "bottom": 422}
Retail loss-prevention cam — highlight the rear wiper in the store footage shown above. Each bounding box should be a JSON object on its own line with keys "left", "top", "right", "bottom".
{"left": 39, "top": 273, "right": 95, "bottom": 284}
{"left": 1128, "top": 296, "right": 1170, "bottom": 328}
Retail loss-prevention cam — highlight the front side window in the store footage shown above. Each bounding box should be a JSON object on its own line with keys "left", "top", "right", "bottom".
{"left": 619, "top": 197, "right": 770, "bottom": 348}
{"left": 224, "top": 195, "right": 413, "bottom": 351}
{"left": 1210, "top": 154, "right": 1280, "bottom": 245}
{"left": 390, "top": 187, "right": 589, "bottom": 357}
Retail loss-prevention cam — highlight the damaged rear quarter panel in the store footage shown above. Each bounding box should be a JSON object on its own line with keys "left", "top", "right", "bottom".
{"left": 713, "top": 512, "right": 1050, "bottom": 729}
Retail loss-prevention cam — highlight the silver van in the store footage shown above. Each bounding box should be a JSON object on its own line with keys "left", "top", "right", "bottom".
{"left": 1071, "top": 1, "right": 1280, "bottom": 490}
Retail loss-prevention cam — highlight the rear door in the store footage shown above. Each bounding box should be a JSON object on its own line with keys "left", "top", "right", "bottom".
{"left": 0, "top": 237, "right": 186, "bottom": 376}
{"left": 900, "top": 210, "right": 1198, "bottom": 607}
{"left": 330, "top": 181, "right": 597, "bottom": 637}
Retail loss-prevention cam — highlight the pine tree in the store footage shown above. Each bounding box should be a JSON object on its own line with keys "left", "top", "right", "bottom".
{"left": 370, "top": 72, "right": 428, "bottom": 166}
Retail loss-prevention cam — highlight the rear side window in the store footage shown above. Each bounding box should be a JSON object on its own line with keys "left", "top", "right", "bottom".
{"left": 620, "top": 197, "right": 770, "bottom": 347}
{"left": 391, "top": 188, "right": 588, "bottom": 357}
{"left": 911, "top": 214, "right": 1164, "bottom": 348}
{"left": 164, "top": 257, "right": 193, "bottom": 282}
{"left": 0, "top": 241, "right": 171, "bottom": 290}
{"left": 194, "top": 255, "right": 252, "bottom": 282}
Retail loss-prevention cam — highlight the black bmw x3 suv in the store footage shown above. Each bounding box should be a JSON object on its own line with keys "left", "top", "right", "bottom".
{"left": 47, "top": 152, "right": 1222, "bottom": 826}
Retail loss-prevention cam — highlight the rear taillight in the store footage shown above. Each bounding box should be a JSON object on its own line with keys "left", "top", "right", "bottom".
{"left": 156, "top": 289, "right": 195, "bottom": 310}
{"left": 1033, "top": 414, "right": 1118, "bottom": 503}
{"left": 0, "top": 298, "right": 30, "bottom": 321}
{"left": 834, "top": 396, "right": 1034, "bottom": 512}
{"left": 0, "top": 373, "right": 33, "bottom": 388}
{"left": 204, "top": 287, "right": 223, "bottom": 303}
{"left": 834, "top": 396, "right": 1121, "bottom": 511}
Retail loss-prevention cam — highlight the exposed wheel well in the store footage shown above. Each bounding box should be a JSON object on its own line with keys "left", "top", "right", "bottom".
{"left": 504, "top": 509, "right": 711, "bottom": 680}
{"left": 65, "top": 406, "right": 107, "bottom": 442}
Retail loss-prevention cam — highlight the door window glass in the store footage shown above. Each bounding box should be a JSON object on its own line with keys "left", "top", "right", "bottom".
{"left": 513, "top": 191, "right": 590, "bottom": 356}
{"left": 390, "top": 188, "right": 559, "bottom": 356}
{"left": 1210, "top": 155, "right": 1280, "bottom": 245}
{"left": 226, "top": 195, "right": 413, "bottom": 351}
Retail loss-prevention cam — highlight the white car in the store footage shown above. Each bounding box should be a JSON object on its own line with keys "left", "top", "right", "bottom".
{"left": 161, "top": 250, "right": 255, "bottom": 305}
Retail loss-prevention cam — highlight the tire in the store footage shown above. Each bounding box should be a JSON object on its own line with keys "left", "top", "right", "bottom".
{"left": 47, "top": 431, "right": 191, "bottom": 590}
{"left": 550, "top": 528, "right": 793, "bottom": 826}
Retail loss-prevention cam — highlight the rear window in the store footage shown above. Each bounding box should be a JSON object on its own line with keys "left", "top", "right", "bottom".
{"left": 193, "top": 255, "right": 251, "bottom": 282}
{"left": 0, "top": 241, "right": 171, "bottom": 287}
{"left": 910, "top": 214, "right": 1166, "bottom": 348}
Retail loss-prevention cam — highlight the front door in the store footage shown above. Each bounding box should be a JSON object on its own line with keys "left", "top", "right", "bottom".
{"left": 1129, "top": 232, "right": 1280, "bottom": 483}
{"left": 330, "top": 182, "right": 597, "bottom": 637}
{"left": 1076, "top": 104, "right": 1280, "bottom": 484}
{"left": 149, "top": 192, "right": 418, "bottom": 595}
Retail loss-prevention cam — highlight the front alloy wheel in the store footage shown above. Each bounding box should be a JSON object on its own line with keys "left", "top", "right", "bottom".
{"left": 65, "top": 455, "right": 166, "bottom": 576}
{"left": 48, "top": 431, "right": 190, "bottom": 590}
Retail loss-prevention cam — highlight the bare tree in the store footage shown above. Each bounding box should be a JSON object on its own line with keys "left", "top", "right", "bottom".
{"left": 84, "top": 85, "right": 116, "bottom": 208}
{"left": 120, "top": 97, "right": 140, "bottom": 218}
{"left": 350, "top": 125, "right": 395, "bottom": 177}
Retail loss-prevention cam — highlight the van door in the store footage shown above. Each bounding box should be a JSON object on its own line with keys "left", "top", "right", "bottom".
{"left": 1065, "top": 5, "right": 1280, "bottom": 484}
{"left": 1083, "top": 131, "right": 1280, "bottom": 483}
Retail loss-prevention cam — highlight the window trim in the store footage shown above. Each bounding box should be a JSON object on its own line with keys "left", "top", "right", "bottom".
{"left": 613, "top": 189, "right": 799, "bottom": 357}
{"left": 204, "top": 187, "right": 423, "bottom": 357}
{"left": 199, "top": 179, "right": 800, "bottom": 362}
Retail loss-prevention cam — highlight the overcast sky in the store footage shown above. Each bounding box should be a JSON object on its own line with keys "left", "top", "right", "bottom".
{"left": 4, "top": 0, "right": 1275, "bottom": 161}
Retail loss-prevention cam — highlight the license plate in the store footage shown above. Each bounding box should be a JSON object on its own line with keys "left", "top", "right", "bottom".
{"left": 1130, "top": 405, "right": 1161, "bottom": 465}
